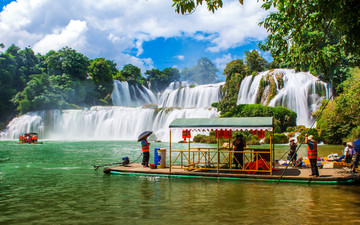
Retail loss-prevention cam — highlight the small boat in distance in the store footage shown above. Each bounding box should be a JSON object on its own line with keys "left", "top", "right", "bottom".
{"left": 18, "top": 133, "right": 42, "bottom": 144}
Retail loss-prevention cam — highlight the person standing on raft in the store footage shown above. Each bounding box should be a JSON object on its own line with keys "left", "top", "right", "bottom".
{"left": 288, "top": 138, "right": 297, "bottom": 166}
{"left": 305, "top": 134, "right": 319, "bottom": 177}
{"left": 233, "top": 134, "right": 246, "bottom": 169}
{"left": 140, "top": 137, "right": 150, "bottom": 168}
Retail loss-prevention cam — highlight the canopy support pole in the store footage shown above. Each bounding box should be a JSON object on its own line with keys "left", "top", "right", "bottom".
{"left": 169, "top": 129, "right": 172, "bottom": 173}
{"left": 217, "top": 136, "right": 220, "bottom": 174}
{"left": 188, "top": 134, "right": 190, "bottom": 166}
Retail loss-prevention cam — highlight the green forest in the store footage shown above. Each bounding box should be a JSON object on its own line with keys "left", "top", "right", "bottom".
{"left": 0, "top": 43, "right": 224, "bottom": 128}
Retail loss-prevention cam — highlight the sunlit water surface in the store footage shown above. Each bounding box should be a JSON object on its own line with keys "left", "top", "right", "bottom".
{"left": 1, "top": 141, "right": 360, "bottom": 225}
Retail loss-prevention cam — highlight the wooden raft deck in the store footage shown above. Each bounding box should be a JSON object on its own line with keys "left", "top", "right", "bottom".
{"left": 103, "top": 163, "right": 360, "bottom": 184}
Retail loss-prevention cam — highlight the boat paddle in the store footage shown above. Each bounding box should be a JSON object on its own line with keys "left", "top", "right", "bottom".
{"left": 276, "top": 93, "right": 333, "bottom": 184}
{"left": 93, "top": 153, "right": 143, "bottom": 170}
{"left": 94, "top": 162, "right": 124, "bottom": 170}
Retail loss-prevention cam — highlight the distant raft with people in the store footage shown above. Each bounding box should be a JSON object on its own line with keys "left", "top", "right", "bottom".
{"left": 18, "top": 133, "right": 43, "bottom": 144}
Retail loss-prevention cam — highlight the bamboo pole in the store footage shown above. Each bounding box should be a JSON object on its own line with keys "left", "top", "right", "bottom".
{"left": 169, "top": 129, "right": 172, "bottom": 173}
{"left": 217, "top": 136, "right": 220, "bottom": 174}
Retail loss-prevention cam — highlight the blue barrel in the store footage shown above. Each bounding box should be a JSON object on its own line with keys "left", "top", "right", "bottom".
{"left": 154, "top": 148, "right": 161, "bottom": 167}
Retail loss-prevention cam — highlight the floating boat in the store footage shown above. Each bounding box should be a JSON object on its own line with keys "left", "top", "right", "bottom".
{"left": 104, "top": 163, "right": 360, "bottom": 184}
{"left": 18, "top": 133, "right": 43, "bottom": 144}
{"left": 103, "top": 117, "right": 360, "bottom": 184}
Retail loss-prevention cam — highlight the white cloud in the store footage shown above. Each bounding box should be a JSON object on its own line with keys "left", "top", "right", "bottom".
{"left": 214, "top": 53, "right": 235, "bottom": 70}
{"left": 176, "top": 55, "right": 185, "bottom": 60}
{"left": 0, "top": 0, "right": 270, "bottom": 71}
{"left": 33, "top": 20, "right": 88, "bottom": 54}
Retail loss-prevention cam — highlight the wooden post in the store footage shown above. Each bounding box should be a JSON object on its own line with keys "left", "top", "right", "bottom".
{"left": 169, "top": 129, "right": 172, "bottom": 173}
{"left": 217, "top": 136, "right": 220, "bottom": 174}
{"left": 188, "top": 133, "right": 191, "bottom": 166}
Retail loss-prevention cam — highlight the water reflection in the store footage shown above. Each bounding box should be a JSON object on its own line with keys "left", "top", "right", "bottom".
{"left": 1, "top": 141, "right": 360, "bottom": 225}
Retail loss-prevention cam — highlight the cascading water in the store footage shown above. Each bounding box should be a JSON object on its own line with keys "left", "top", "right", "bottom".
{"left": 1, "top": 69, "right": 332, "bottom": 141}
{"left": 1, "top": 81, "right": 222, "bottom": 141}
{"left": 1, "top": 107, "right": 218, "bottom": 142}
{"left": 111, "top": 81, "right": 157, "bottom": 106}
{"left": 158, "top": 82, "right": 224, "bottom": 108}
{"left": 237, "top": 69, "right": 332, "bottom": 126}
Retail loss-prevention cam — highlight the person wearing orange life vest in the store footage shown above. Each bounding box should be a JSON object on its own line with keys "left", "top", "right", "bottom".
{"left": 141, "top": 137, "right": 150, "bottom": 167}
{"left": 305, "top": 134, "right": 319, "bottom": 177}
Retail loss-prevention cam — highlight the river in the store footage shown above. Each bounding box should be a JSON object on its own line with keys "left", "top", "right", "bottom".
{"left": 1, "top": 141, "right": 359, "bottom": 225}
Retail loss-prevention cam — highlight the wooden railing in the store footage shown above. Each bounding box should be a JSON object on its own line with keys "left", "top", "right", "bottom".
{"left": 170, "top": 147, "right": 272, "bottom": 174}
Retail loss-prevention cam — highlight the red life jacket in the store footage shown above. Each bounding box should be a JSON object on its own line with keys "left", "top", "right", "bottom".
{"left": 307, "top": 141, "right": 318, "bottom": 159}
{"left": 141, "top": 139, "right": 150, "bottom": 152}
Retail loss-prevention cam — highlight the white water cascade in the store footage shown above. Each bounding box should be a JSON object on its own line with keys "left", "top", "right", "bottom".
{"left": 0, "top": 81, "right": 222, "bottom": 141}
{"left": 0, "top": 69, "right": 332, "bottom": 141}
{"left": 237, "top": 69, "right": 332, "bottom": 126}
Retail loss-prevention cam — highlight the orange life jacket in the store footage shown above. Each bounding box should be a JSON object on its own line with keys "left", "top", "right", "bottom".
{"left": 307, "top": 141, "right": 318, "bottom": 159}
{"left": 141, "top": 139, "right": 150, "bottom": 152}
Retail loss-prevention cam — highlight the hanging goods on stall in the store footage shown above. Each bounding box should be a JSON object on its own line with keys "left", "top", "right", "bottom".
{"left": 182, "top": 129, "right": 191, "bottom": 142}
{"left": 223, "top": 129, "right": 232, "bottom": 139}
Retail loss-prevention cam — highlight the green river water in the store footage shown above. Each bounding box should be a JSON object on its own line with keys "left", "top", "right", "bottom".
{"left": 1, "top": 140, "right": 360, "bottom": 225}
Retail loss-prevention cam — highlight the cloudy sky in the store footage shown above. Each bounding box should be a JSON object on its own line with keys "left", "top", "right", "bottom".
{"left": 0, "top": 0, "right": 271, "bottom": 79}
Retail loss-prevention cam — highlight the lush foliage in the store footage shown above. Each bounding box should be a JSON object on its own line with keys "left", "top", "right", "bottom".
{"left": 224, "top": 104, "right": 297, "bottom": 133}
{"left": 317, "top": 68, "right": 360, "bottom": 144}
{"left": 173, "top": 0, "right": 360, "bottom": 91}
{"left": 259, "top": 0, "right": 360, "bottom": 88}
{"left": 217, "top": 59, "right": 248, "bottom": 113}
{"left": 145, "top": 67, "right": 181, "bottom": 92}
{"left": 172, "top": 0, "right": 243, "bottom": 14}
{"left": 181, "top": 57, "right": 219, "bottom": 84}
{"left": 0, "top": 45, "right": 117, "bottom": 121}
{"left": 244, "top": 50, "right": 268, "bottom": 74}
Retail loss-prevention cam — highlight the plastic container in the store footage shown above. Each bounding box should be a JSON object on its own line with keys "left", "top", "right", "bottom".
{"left": 149, "top": 164, "right": 156, "bottom": 169}
{"left": 157, "top": 148, "right": 166, "bottom": 168}
{"left": 154, "top": 148, "right": 161, "bottom": 166}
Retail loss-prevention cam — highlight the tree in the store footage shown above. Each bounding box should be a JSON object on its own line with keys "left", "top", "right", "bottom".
{"left": 172, "top": 0, "right": 243, "bottom": 14}
{"left": 120, "top": 64, "right": 144, "bottom": 84}
{"left": 173, "top": 0, "right": 360, "bottom": 90}
{"left": 244, "top": 50, "right": 268, "bottom": 74}
{"left": 230, "top": 104, "right": 297, "bottom": 133}
{"left": 181, "top": 57, "right": 219, "bottom": 85}
{"left": 88, "top": 58, "right": 114, "bottom": 100}
{"left": 217, "top": 59, "right": 248, "bottom": 114}
{"left": 317, "top": 67, "right": 360, "bottom": 144}
{"left": 44, "top": 47, "right": 89, "bottom": 80}
{"left": 259, "top": 0, "right": 360, "bottom": 88}
{"left": 223, "top": 59, "right": 248, "bottom": 80}
{"left": 145, "top": 67, "right": 181, "bottom": 92}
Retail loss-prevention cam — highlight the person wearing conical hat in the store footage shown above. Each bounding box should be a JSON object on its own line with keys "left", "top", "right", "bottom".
{"left": 305, "top": 134, "right": 319, "bottom": 177}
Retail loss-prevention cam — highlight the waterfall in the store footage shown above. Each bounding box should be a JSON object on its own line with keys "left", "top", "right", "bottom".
{"left": 0, "top": 107, "right": 218, "bottom": 142}
{"left": 1, "top": 69, "right": 332, "bottom": 141}
{"left": 158, "top": 82, "right": 224, "bottom": 108}
{"left": 237, "top": 69, "right": 332, "bottom": 126}
{"left": 112, "top": 80, "right": 223, "bottom": 108}
{"left": 111, "top": 80, "right": 157, "bottom": 106}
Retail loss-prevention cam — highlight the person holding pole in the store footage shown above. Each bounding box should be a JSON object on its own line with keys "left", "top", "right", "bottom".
{"left": 141, "top": 137, "right": 150, "bottom": 168}
{"left": 305, "top": 134, "right": 319, "bottom": 177}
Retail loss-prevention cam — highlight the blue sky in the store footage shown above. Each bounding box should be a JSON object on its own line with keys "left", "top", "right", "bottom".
{"left": 0, "top": 0, "right": 272, "bottom": 80}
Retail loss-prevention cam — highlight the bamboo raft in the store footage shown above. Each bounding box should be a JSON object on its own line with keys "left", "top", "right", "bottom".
{"left": 103, "top": 163, "right": 360, "bottom": 184}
